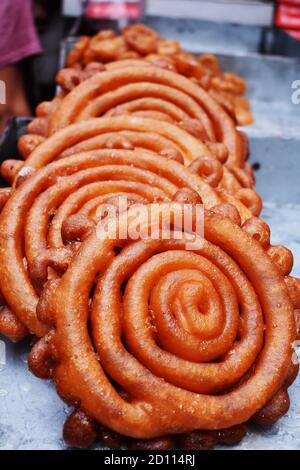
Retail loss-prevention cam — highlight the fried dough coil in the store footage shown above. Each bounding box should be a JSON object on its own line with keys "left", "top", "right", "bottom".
{"left": 0, "top": 188, "right": 28, "bottom": 341}
{"left": 48, "top": 67, "right": 243, "bottom": 166}
{"left": 6, "top": 117, "right": 260, "bottom": 213}
{"left": 45, "top": 66, "right": 254, "bottom": 193}
{"left": 21, "top": 59, "right": 253, "bottom": 193}
{"left": 28, "top": 204, "right": 296, "bottom": 445}
{"left": 65, "top": 25, "right": 253, "bottom": 126}
{"left": 0, "top": 146, "right": 237, "bottom": 338}
{"left": 17, "top": 116, "right": 211, "bottom": 170}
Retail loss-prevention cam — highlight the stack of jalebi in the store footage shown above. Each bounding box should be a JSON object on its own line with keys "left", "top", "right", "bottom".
{"left": 0, "top": 25, "right": 299, "bottom": 451}
{"left": 65, "top": 25, "right": 253, "bottom": 126}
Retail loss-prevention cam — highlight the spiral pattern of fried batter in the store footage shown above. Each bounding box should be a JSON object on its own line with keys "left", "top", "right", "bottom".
{"left": 1, "top": 144, "right": 245, "bottom": 337}
{"left": 5, "top": 116, "right": 261, "bottom": 215}
{"left": 64, "top": 25, "right": 253, "bottom": 126}
{"left": 48, "top": 67, "right": 243, "bottom": 165}
{"left": 27, "top": 204, "right": 297, "bottom": 447}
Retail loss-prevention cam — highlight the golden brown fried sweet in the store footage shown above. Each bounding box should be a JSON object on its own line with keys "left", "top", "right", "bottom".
{"left": 27, "top": 204, "right": 298, "bottom": 448}
{"left": 48, "top": 67, "right": 243, "bottom": 166}
{"left": 7, "top": 116, "right": 260, "bottom": 215}
{"left": 1, "top": 135, "right": 243, "bottom": 338}
{"left": 20, "top": 50, "right": 252, "bottom": 195}
{"left": 64, "top": 25, "right": 253, "bottom": 126}
{"left": 123, "top": 24, "right": 158, "bottom": 55}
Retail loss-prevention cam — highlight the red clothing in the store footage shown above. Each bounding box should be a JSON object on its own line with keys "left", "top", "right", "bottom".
{"left": 0, "top": 0, "right": 42, "bottom": 68}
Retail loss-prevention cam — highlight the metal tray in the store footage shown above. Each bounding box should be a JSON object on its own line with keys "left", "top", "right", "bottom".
{"left": 0, "top": 117, "right": 32, "bottom": 175}
{"left": 0, "top": 120, "right": 300, "bottom": 449}
{"left": 1, "top": 32, "right": 300, "bottom": 446}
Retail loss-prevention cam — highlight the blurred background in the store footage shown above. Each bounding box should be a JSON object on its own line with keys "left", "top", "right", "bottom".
{"left": 0, "top": 0, "right": 300, "bottom": 135}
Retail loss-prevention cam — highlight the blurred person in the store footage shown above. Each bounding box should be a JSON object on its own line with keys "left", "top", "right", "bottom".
{"left": 0, "top": 0, "right": 42, "bottom": 133}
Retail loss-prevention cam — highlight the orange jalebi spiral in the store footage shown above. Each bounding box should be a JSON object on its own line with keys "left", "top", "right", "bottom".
{"left": 47, "top": 66, "right": 255, "bottom": 192}
{"left": 27, "top": 203, "right": 299, "bottom": 449}
{"left": 21, "top": 65, "right": 253, "bottom": 193}
{"left": 1, "top": 140, "right": 251, "bottom": 339}
{"left": 2, "top": 116, "right": 261, "bottom": 214}
{"left": 0, "top": 188, "right": 27, "bottom": 341}
{"left": 47, "top": 67, "right": 242, "bottom": 165}
{"left": 65, "top": 25, "right": 253, "bottom": 126}
{"left": 14, "top": 60, "right": 253, "bottom": 194}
